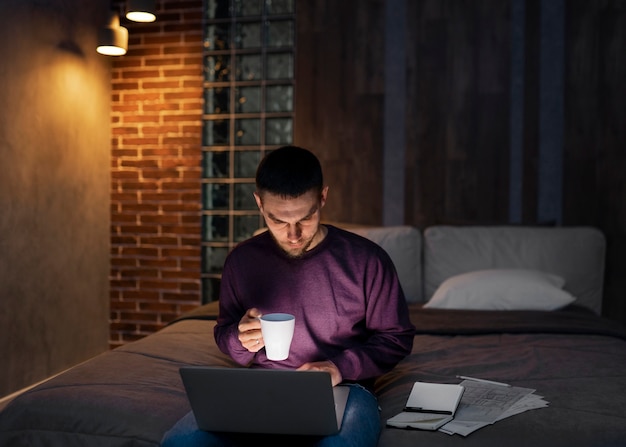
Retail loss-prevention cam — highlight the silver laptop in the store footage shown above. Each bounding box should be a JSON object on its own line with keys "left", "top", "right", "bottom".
{"left": 179, "top": 366, "right": 350, "bottom": 436}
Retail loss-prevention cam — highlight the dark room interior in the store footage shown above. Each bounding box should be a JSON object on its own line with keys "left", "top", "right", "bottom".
{"left": 1, "top": 0, "right": 624, "bottom": 422}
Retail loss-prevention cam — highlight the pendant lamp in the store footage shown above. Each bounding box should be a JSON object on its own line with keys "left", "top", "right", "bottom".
{"left": 126, "top": 0, "right": 157, "bottom": 23}
{"left": 96, "top": 11, "right": 128, "bottom": 56}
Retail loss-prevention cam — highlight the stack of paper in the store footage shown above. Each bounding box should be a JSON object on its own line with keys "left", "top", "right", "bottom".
{"left": 438, "top": 378, "right": 549, "bottom": 436}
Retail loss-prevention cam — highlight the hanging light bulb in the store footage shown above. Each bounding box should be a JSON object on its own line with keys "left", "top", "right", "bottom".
{"left": 97, "top": 11, "right": 128, "bottom": 56}
{"left": 126, "top": 0, "right": 157, "bottom": 23}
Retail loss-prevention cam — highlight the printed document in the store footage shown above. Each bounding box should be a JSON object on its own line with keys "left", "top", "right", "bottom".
{"left": 439, "top": 379, "right": 548, "bottom": 436}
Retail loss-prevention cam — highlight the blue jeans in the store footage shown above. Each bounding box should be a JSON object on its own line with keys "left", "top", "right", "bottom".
{"left": 161, "top": 384, "right": 381, "bottom": 447}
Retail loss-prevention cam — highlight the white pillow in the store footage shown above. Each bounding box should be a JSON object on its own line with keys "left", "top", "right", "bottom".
{"left": 423, "top": 269, "right": 576, "bottom": 311}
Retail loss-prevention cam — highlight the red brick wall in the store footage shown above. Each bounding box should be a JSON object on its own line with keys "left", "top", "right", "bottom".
{"left": 110, "top": 0, "right": 204, "bottom": 348}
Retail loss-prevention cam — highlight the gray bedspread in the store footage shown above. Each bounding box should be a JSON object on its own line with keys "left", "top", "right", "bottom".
{"left": 378, "top": 306, "right": 626, "bottom": 446}
{"left": 1, "top": 304, "right": 625, "bottom": 446}
{"left": 0, "top": 319, "right": 233, "bottom": 447}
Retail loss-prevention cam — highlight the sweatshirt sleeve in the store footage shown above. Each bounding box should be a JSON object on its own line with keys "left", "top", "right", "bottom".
{"left": 328, "top": 251, "right": 415, "bottom": 381}
{"left": 213, "top": 254, "right": 255, "bottom": 366}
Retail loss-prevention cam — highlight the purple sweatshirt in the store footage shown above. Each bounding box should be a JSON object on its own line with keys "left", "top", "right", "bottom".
{"left": 214, "top": 225, "right": 415, "bottom": 383}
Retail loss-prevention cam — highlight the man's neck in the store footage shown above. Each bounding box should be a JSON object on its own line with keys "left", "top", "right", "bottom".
{"left": 308, "top": 224, "right": 328, "bottom": 251}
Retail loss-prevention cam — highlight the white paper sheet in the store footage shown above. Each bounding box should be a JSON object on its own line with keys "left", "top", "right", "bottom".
{"left": 439, "top": 379, "right": 548, "bottom": 436}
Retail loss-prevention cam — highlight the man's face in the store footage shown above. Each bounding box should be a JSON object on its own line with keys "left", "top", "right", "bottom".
{"left": 254, "top": 187, "right": 328, "bottom": 258}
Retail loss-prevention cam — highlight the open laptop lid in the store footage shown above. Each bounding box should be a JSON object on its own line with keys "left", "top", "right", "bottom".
{"left": 179, "top": 366, "right": 349, "bottom": 436}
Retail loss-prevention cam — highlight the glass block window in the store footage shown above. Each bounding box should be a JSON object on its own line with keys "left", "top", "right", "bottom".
{"left": 202, "top": 0, "right": 296, "bottom": 303}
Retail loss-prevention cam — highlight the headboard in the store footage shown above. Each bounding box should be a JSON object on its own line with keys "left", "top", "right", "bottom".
{"left": 348, "top": 225, "right": 423, "bottom": 303}
{"left": 423, "top": 225, "right": 606, "bottom": 314}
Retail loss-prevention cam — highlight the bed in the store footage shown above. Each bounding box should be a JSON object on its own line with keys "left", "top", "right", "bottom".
{"left": 1, "top": 225, "right": 625, "bottom": 446}
{"left": 378, "top": 305, "right": 626, "bottom": 446}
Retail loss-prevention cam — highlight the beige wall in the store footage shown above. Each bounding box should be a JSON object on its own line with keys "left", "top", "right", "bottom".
{"left": 0, "top": 0, "right": 111, "bottom": 397}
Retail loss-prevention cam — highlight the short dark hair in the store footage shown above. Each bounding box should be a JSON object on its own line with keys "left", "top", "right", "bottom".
{"left": 255, "top": 146, "right": 324, "bottom": 198}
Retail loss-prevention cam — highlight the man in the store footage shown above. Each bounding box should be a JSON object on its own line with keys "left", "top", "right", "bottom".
{"left": 164, "top": 146, "right": 414, "bottom": 446}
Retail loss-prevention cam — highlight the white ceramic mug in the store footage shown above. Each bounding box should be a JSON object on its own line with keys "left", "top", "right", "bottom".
{"left": 260, "top": 313, "right": 295, "bottom": 361}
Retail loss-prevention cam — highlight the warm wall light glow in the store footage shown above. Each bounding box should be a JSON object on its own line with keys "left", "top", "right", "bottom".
{"left": 126, "top": 0, "right": 157, "bottom": 22}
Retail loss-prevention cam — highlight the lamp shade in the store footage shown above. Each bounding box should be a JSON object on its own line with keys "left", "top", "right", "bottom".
{"left": 97, "top": 12, "right": 128, "bottom": 56}
{"left": 126, "top": 0, "right": 157, "bottom": 22}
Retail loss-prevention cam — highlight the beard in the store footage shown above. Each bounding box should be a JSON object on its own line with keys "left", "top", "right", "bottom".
{"left": 270, "top": 231, "right": 315, "bottom": 259}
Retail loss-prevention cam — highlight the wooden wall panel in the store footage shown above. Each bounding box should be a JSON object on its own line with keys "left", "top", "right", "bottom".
{"left": 295, "top": 0, "right": 385, "bottom": 225}
{"left": 521, "top": 0, "right": 541, "bottom": 223}
{"left": 563, "top": 0, "right": 626, "bottom": 321}
{"left": 405, "top": 0, "right": 512, "bottom": 227}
